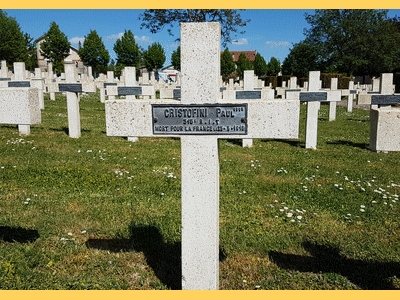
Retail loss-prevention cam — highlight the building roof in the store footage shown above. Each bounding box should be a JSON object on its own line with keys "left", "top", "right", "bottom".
{"left": 221, "top": 51, "right": 257, "bottom": 62}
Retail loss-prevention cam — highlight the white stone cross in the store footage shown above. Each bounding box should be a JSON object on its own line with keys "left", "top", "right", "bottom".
{"left": 105, "top": 22, "right": 299, "bottom": 290}
{"left": 222, "top": 74, "right": 274, "bottom": 148}
{"left": 329, "top": 78, "right": 338, "bottom": 121}
{"left": 64, "top": 61, "right": 81, "bottom": 138}
{"left": 1, "top": 63, "right": 41, "bottom": 135}
{"left": 347, "top": 80, "right": 355, "bottom": 112}
{"left": 1, "top": 60, "right": 8, "bottom": 78}
{"left": 30, "top": 68, "right": 45, "bottom": 109}
{"left": 0, "top": 61, "right": 11, "bottom": 88}
{"left": 286, "top": 71, "right": 341, "bottom": 149}
{"left": 57, "top": 61, "right": 96, "bottom": 138}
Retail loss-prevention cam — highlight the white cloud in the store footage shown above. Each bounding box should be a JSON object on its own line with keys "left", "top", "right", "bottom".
{"left": 232, "top": 38, "right": 248, "bottom": 45}
{"left": 104, "top": 33, "right": 154, "bottom": 45}
{"left": 69, "top": 37, "right": 85, "bottom": 45}
{"left": 265, "top": 41, "right": 292, "bottom": 48}
{"left": 134, "top": 35, "right": 153, "bottom": 44}
{"left": 106, "top": 33, "right": 124, "bottom": 41}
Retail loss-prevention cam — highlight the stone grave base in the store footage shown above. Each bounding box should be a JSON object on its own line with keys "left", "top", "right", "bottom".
{"left": 370, "top": 107, "right": 400, "bottom": 152}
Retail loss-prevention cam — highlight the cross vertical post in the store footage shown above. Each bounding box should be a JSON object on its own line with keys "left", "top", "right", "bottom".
{"left": 347, "top": 81, "right": 355, "bottom": 112}
{"left": 65, "top": 61, "right": 81, "bottom": 138}
{"left": 180, "top": 22, "right": 220, "bottom": 290}
{"left": 329, "top": 78, "right": 338, "bottom": 121}
{"left": 125, "top": 66, "right": 139, "bottom": 143}
{"left": 305, "top": 71, "right": 321, "bottom": 149}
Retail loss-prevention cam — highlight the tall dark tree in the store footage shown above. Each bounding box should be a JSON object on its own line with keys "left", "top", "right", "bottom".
{"left": 304, "top": 9, "right": 400, "bottom": 76}
{"left": 113, "top": 30, "right": 141, "bottom": 69}
{"left": 220, "top": 47, "right": 236, "bottom": 80}
{"left": 143, "top": 42, "right": 165, "bottom": 73}
{"left": 41, "top": 22, "right": 70, "bottom": 73}
{"left": 281, "top": 40, "right": 320, "bottom": 78}
{"left": 139, "top": 9, "right": 249, "bottom": 47}
{"left": 235, "top": 52, "right": 253, "bottom": 80}
{"left": 0, "top": 10, "right": 32, "bottom": 68}
{"left": 267, "top": 57, "right": 281, "bottom": 76}
{"left": 253, "top": 53, "right": 268, "bottom": 77}
{"left": 171, "top": 46, "right": 181, "bottom": 71}
{"left": 79, "top": 30, "right": 110, "bottom": 75}
{"left": 24, "top": 33, "right": 38, "bottom": 71}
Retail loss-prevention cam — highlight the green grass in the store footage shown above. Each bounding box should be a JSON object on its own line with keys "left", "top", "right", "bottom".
{"left": 0, "top": 93, "right": 399, "bottom": 290}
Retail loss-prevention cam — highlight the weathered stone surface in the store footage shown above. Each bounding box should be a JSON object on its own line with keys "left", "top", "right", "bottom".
{"left": 370, "top": 107, "right": 400, "bottom": 152}
{"left": 0, "top": 88, "right": 41, "bottom": 125}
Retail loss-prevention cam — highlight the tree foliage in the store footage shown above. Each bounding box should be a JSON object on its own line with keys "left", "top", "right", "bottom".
{"left": 253, "top": 53, "right": 268, "bottom": 77}
{"left": 220, "top": 47, "right": 236, "bottom": 80}
{"left": 41, "top": 22, "right": 70, "bottom": 73}
{"left": 24, "top": 33, "right": 38, "bottom": 71}
{"left": 267, "top": 57, "right": 281, "bottom": 76}
{"left": 143, "top": 42, "right": 166, "bottom": 73}
{"left": 303, "top": 9, "right": 400, "bottom": 76}
{"left": 0, "top": 10, "right": 37, "bottom": 70}
{"left": 281, "top": 41, "right": 320, "bottom": 78}
{"left": 113, "top": 30, "right": 141, "bottom": 69}
{"left": 235, "top": 52, "right": 253, "bottom": 80}
{"left": 139, "top": 9, "right": 249, "bottom": 47}
{"left": 171, "top": 46, "right": 181, "bottom": 71}
{"left": 78, "top": 30, "right": 110, "bottom": 75}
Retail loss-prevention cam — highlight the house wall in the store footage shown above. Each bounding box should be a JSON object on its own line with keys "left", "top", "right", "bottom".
{"left": 36, "top": 38, "right": 85, "bottom": 74}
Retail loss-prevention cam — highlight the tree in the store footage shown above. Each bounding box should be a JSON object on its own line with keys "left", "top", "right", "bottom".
{"left": 220, "top": 47, "right": 236, "bottom": 81}
{"left": 139, "top": 9, "right": 249, "bottom": 47}
{"left": 79, "top": 30, "right": 110, "bottom": 76}
{"left": 171, "top": 46, "right": 181, "bottom": 71}
{"left": 281, "top": 40, "right": 320, "bottom": 78}
{"left": 235, "top": 52, "right": 253, "bottom": 80}
{"left": 304, "top": 9, "right": 400, "bottom": 76}
{"left": 253, "top": 53, "right": 268, "bottom": 77}
{"left": 23, "top": 33, "right": 38, "bottom": 71}
{"left": 113, "top": 30, "right": 141, "bottom": 69}
{"left": 41, "top": 22, "right": 70, "bottom": 73}
{"left": 267, "top": 57, "right": 281, "bottom": 76}
{"left": 0, "top": 10, "right": 32, "bottom": 68}
{"left": 143, "top": 42, "right": 165, "bottom": 73}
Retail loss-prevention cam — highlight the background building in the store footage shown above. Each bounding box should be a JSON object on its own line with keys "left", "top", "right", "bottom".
{"left": 35, "top": 36, "right": 85, "bottom": 74}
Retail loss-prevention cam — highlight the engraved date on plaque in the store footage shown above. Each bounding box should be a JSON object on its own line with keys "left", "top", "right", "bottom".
{"left": 152, "top": 104, "right": 247, "bottom": 135}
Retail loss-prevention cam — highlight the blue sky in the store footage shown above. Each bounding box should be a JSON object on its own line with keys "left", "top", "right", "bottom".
{"left": 4, "top": 9, "right": 400, "bottom": 67}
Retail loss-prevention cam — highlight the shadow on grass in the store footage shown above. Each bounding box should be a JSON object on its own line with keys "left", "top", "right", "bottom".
{"left": 49, "top": 127, "right": 91, "bottom": 135}
{"left": 86, "top": 224, "right": 181, "bottom": 289}
{"left": 0, "top": 226, "right": 40, "bottom": 243}
{"left": 326, "top": 140, "right": 369, "bottom": 150}
{"left": 346, "top": 118, "right": 369, "bottom": 123}
{"left": 224, "top": 139, "right": 243, "bottom": 147}
{"left": 86, "top": 224, "right": 227, "bottom": 290}
{"left": 262, "top": 139, "right": 305, "bottom": 148}
{"left": 0, "top": 125, "right": 18, "bottom": 130}
{"left": 269, "top": 241, "right": 400, "bottom": 289}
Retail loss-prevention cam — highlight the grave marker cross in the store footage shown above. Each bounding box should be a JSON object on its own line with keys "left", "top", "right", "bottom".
{"left": 106, "top": 22, "right": 300, "bottom": 290}
{"left": 58, "top": 61, "right": 95, "bottom": 138}
{"left": 286, "top": 71, "right": 341, "bottom": 149}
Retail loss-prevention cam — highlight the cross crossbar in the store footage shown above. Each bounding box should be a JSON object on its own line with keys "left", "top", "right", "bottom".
{"left": 58, "top": 83, "right": 83, "bottom": 93}
{"left": 300, "top": 92, "right": 327, "bottom": 101}
{"left": 8, "top": 81, "right": 30, "bottom": 88}
{"left": 236, "top": 91, "right": 262, "bottom": 99}
{"left": 371, "top": 95, "right": 400, "bottom": 105}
